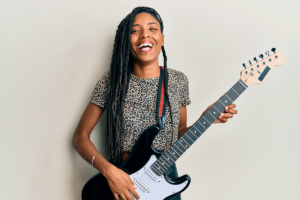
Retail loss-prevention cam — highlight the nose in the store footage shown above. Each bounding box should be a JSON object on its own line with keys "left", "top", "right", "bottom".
{"left": 140, "top": 29, "right": 150, "bottom": 39}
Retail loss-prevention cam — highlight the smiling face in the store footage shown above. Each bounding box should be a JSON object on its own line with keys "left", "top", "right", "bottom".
{"left": 130, "top": 12, "right": 164, "bottom": 65}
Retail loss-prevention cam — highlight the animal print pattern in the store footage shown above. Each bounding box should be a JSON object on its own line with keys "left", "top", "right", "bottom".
{"left": 90, "top": 68, "right": 191, "bottom": 152}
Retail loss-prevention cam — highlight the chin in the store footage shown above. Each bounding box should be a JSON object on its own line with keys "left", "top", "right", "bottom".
{"left": 137, "top": 54, "right": 158, "bottom": 63}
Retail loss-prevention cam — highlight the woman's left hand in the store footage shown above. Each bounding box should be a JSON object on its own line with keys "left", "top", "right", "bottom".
{"left": 214, "top": 104, "right": 237, "bottom": 124}
{"left": 201, "top": 101, "right": 238, "bottom": 124}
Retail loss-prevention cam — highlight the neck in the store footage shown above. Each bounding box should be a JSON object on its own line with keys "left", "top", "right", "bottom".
{"left": 131, "top": 58, "right": 160, "bottom": 79}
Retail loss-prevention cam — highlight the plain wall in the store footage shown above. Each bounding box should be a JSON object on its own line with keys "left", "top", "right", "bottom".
{"left": 1, "top": 0, "right": 299, "bottom": 199}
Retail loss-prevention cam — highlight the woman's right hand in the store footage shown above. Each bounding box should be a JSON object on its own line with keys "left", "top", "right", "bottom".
{"left": 104, "top": 164, "right": 140, "bottom": 200}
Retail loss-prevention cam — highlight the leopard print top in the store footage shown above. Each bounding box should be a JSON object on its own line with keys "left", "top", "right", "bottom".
{"left": 90, "top": 68, "right": 191, "bottom": 152}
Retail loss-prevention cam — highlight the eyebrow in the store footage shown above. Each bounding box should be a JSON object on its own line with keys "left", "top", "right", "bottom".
{"left": 132, "top": 22, "right": 159, "bottom": 27}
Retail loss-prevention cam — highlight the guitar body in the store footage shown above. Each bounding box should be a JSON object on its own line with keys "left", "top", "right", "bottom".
{"left": 82, "top": 125, "right": 191, "bottom": 200}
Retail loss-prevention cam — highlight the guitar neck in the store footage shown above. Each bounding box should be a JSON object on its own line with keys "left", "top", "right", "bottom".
{"left": 151, "top": 79, "right": 248, "bottom": 176}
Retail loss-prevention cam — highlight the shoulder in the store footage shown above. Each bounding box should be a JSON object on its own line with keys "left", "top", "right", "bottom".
{"left": 100, "top": 71, "right": 110, "bottom": 80}
{"left": 166, "top": 68, "right": 189, "bottom": 84}
{"left": 95, "top": 71, "right": 110, "bottom": 85}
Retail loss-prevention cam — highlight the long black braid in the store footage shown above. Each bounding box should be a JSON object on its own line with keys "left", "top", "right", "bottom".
{"left": 106, "top": 6, "right": 173, "bottom": 165}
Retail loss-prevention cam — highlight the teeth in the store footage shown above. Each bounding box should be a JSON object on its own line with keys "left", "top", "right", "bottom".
{"left": 139, "top": 43, "right": 153, "bottom": 48}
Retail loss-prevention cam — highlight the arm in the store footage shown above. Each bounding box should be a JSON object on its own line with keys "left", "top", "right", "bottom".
{"left": 72, "top": 102, "right": 109, "bottom": 174}
{"left": 72, "top": 102, "right": 139, "bottom": 200}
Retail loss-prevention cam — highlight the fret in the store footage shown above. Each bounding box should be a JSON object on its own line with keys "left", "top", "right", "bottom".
{"left": 180, "top": 137, "right": 191, "bottom": 147}
{"left": 177, "top": 141, "right": 187, "bottom": 150}
{"left": 219, "top": 95, "right": 233, "bottom": 105}
{"left": 151, "top": 166, "right": 160, "bottom": 175}
{"left": 239, "top": 80, "right": 247, "bottom": 89}
{"left": 231, "top": 88, "right": 239, "bottom": 96}
{"left": 167, "top": 147, "right": 179, "bottom": 160}
{"left": 208, "top": 107, "right": 219, "bottom": 118}
{"left": 159, "top": 155, "right": 171, "bottom": 167}
{"left": 202, "top": 116, "right": 211, "bottom": 125}
{"left": 161, "top": 154, "right": 173, "bottom": 165}
{"left": 207, "top": 110, "right": 216, "bottom": 119}
{"left": 157, "top": 159, "right": 169, "bottom": 170}
{"left": 170, "top": 146, "right": 182, "bottom": 156}
{"left": 224, "top": 93, "right": 233, "bottom": 102}
{"left": 219, "top": 100, "right": 225, "bottom": 106}
{"left": 194, "top": 124, "right": 205, "bottom": 136}
{"left": 151, "top": 79, "right": 248, "bottom": 176}
{"left": 188, "top": 129, "right": 199, "bottom": 139}
{"left": 184, "top": 134, "right": 194, "bottom": 143}
{"left": 198, "top": 117, "right": 210, "bottom": 129}
{"left": 173, "top": 144, "right": 184, "bottom": 154}
{"left": 178, "top": 138, "right": 190, "bottom": 149}
{"left": 202, "top": 112, "right": 215, "bottom": 124}
{"left": 196, "top": 121, "right": 206, "bottom": 130}
{"left": 213, "top": 105, "right": 221, "bottom": 113}
{"left": 153, "top": 160, "right": 165, "bottom": 171}
{"left": 214, "top": 101, "right": 226, "bottom": 113}
{"left": 226, "top": 89, "right": 239, "bottom": 102}
{"left": 151, "top": 164, "right": 163, "bottom": 175}
{"left": 155, "top": 165, "right": 165, "bottom": 173}
{"left": 165, "top": 151, "right": 176, "bottom": 161}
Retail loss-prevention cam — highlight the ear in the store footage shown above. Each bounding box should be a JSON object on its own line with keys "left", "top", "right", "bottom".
{"left": 162, "top": 33, "right": 165, "bottom": 46}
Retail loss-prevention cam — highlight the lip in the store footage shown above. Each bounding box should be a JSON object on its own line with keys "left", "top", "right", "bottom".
{"left": 137, "top": 41, "right": 153, "bottom": 53}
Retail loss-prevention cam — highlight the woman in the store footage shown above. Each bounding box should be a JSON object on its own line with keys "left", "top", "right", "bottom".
{"left": 72, "top": 6, "right": 237, "bottom": 200}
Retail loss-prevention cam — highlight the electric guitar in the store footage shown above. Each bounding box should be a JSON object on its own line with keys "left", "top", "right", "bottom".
{"left": 82, "top": 48, "right": 286, "bottom": 200}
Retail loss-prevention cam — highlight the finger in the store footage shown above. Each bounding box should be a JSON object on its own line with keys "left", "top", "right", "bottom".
{"left": 214, "top": 119, "right": 221, "bottom": 124}
{"left": 228, "top": 104, "right": 236, "bottom": 109}
{"left": 223, "top": 113, "right": 233, "bottom": 119}
{"left": 228, "top": 108, "right": 237, "bottom": 114}
{"left": 220, "top": 117, "right": 228, "bottom": 123}
{"left": 219, "top": 113, "right": 224, "bottom": 119}
{"left": 119, "top": 193, "right": 128, "bottom": 200}
{"left": 113, "top": 193, "right": 120, "bottom": 200}
{"left": 129, "top": 187, "right": 140, "bottom": 200}
{"left": 124, "top": 191, "right": 134, "bottom": 200}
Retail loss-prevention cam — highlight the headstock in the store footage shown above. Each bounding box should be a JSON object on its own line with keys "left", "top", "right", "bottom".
{"left": 240, "top": 48, "right": 286, "bottom": 86}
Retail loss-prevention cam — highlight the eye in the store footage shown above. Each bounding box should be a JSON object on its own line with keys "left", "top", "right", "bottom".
{"left": 130, "top": 30, "right": 138, "bottom": 33}
{"left": 150, "top": 28, "right": 157, "bottom": 30}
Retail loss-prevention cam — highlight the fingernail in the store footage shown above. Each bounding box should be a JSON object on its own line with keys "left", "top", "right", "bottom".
{"left": 133, "top": 185, "right": 137, "bottom": 189}
{"left": 225, "top": 106, "right": 228, "bottom": 110}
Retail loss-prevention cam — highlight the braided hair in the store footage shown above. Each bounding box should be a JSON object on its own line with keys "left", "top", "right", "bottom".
{"left": 106, "top": 6, "right": 172, "bottom": 165}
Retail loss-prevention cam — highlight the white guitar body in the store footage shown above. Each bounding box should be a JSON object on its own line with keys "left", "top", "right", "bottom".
{"left": 129, "top": 155, "right": 189, "bottom": 200}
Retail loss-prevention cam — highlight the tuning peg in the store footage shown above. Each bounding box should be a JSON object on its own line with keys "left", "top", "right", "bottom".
{"left": 242, "top": 63, "right": 246, "bottom": 69}
{"left": 265, "top": 51, "right": 270, "bottom": 57}
{"left": 253, "top": 57, "right": 258, "bottom": 62}
{"left": 249, "top": 60, "right": 252, "bottom": 66}
{"left": 271, "top": 48, "right": 276, "bottom": 54}
{"left": 259, "top": 54, "right": 264, "bottom": 59}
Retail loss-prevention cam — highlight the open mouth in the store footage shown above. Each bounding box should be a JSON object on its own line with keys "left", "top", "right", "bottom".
{"left": 138, "top": 42, "right": 153, "bottom": 53}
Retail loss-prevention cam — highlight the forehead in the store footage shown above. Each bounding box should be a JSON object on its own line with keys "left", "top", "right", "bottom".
{"left": 132, "top": 12, "right": 160, "bottom": 25}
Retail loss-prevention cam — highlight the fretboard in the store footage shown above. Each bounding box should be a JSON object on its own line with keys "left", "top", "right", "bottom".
{"left": 150, "top": 79, "right": 248, "bottom": 176}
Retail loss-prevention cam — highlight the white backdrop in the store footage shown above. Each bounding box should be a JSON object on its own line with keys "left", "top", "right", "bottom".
{"left": 1, "top": 0, "right": 300, "bottom": 199}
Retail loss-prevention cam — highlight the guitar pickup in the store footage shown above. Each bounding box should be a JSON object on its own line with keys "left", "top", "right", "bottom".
{"left": 134, "top": 178, "right": 149, "bottom": 193}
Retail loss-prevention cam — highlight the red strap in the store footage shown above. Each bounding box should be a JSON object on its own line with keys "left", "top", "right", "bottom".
{"left": 159, "top": 66, "right": 165, "bottom": 117}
